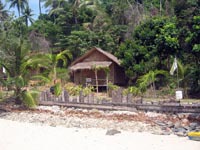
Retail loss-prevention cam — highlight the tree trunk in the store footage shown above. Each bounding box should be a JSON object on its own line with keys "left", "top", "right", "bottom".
{"left": 160, "top": 0, "right": 162, "bottom": 16}
{"left": 53, "top": 66, "right": 57, "bottom": 84}
{"left": 15, "top": 86, "right": 22, "bottom": 105}
{"left": 39, "top": 0, "right": 42, "bottom": 15}
{"left": 95, "top": 69, "right": 98, "bottom": 93}
{"left": 152, "top": 81, "right": 156, "bottom": 98}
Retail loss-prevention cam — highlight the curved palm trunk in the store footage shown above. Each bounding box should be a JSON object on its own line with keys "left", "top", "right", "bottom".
{"left": 18, "top": 8, "right": 20, "bottom": 17}
{"left": 39, "top": 0, "right": 42, "bottom": 15}
{"left": 25, "top": 17, "right": 28, "bottom": 26}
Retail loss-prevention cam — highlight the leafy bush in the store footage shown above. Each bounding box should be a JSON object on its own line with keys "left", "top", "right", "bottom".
{"left": 22, "top": 90, "right": 39, "bottom": 108}
{"left": 123, "top": 86, "right": 141, "bottom": 96}
{"left": 107, "top": 82, "right": 120, "bottom": 97}
{"left": 108, "top": 82, "right": 119, "bottom": 91}
{"left": 65, "top": 83, "right": 94, "bottom": 96}
{"left": 82, "top": 86, "right": 94, "bottom": 96}
{"left": 65, "top": 83, "right": 82, "bottom": 96}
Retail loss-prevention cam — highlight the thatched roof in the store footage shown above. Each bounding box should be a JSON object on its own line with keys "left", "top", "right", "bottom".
{"left": 70, "top": 61, "right": 112, "bottom": 71}
{"left": 71, "top": 47, "right": 121, "bottom": 66}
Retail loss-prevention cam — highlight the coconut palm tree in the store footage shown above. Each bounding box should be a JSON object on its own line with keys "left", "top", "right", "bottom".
{"left": 22, "top": 5, "right": 34, "bottom": 26}
{"left": 6, "top": 0, "right": 28, "bottom": 17}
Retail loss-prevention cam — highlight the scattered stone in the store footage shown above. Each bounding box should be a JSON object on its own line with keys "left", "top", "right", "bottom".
{"left": 177, "top": 127, "right": 187, "bottom": 133}
{"left": 161, "top": 131, "right": 171, "bottom": 135}
{"left": 0, "top": 112, "right": 7, "bottom": 117}
{"left": 50, "top": 123, "right": 56, "bottom": 127}
{"left": 106, "top": 129, "right": 121, "bottom": 135}
{"left": 109, "top": 111, "right": 138, "bottom": 116}
{"left": 151, "top": 130, "right": 163, "bottom": 135}
{"left": 195, "top": 126, "right": 200, "bottom": 131}
{"left": 174, "top": 122, "right": 181, "bottom": 128}
{"left": 145, "top": 112, "right": 164, "bottom": 118}
{"left": 189, "top": 122, "right": 199, "bottom": 128}
{"left": 182, "top": 118, "right": 189, "bottom": 124}
{"left": 155, "top": 121, "right": 166, "bottom": 127}
{"left": 167, "top": 121, "right": 174, "bottom": 128}
{"left": 175, "top": 132, "right": 186, "bottom": 137}
{"left": 1, "top": 105, "right": 200, "bottom": 138}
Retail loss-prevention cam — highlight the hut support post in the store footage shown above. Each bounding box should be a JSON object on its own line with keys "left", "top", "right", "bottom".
{"left": 94, "top": 69, "right": 98, "bottom": 93}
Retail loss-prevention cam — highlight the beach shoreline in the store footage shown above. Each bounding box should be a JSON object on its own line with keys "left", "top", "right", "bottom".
{"left": 0, "top": 118, "right": 199, "bottom": 150}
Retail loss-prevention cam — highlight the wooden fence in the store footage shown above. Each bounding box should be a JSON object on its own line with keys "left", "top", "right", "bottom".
{"left": 39, "top": 88, "right": 200, "bottom": 113}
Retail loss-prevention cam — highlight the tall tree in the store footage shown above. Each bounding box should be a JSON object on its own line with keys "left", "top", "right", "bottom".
{"left": 0, "top": 17, "right": 53, "bottom": 106}
{"left": 22, "top": 5, "right": 34, "bottom": 26}
{"left": 6, "top": 0, "right": 28, "bottom": 17}
{"left": 39, "top": 0, "right": 42, "bottom": 15}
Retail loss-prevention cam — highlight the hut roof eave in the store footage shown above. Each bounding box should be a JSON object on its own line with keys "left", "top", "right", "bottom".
{"left": 70, "top": 61, "right": 112, "bottom": 71}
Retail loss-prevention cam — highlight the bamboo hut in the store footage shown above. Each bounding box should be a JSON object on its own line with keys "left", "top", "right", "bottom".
{"left": 69, "top": 47, "right": 127, "bottom": 90}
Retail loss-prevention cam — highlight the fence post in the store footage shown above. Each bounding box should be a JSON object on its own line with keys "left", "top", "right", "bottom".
{"left": 127, "top": 93, "right": 133, "bottom": 103}
{"left": 62, "top": 90, "right": 69, "bottom": 102}
{"left": 112, "top": 88, "right": 122, "bottom": 103}
{"left": 79, "top": 91, "right": 84, "bottom": 103}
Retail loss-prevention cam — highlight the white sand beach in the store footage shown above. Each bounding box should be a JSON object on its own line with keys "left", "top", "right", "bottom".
{"left": 0, "top": 119, "right": 199, "bottom": 150}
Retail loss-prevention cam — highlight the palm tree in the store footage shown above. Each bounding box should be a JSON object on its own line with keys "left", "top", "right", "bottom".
{"left": 41, "top": 0, "right": 66, "bottom": 23}
{"left": 46, "top": 50, "right": 72, "bottom": 85}
{"left": 73, "top": 0, "right": 111, "bottom": 29}
{"left": 137, "top": 70, "right": 168, "bottom": 97}
{"left": 6, "top": 0, "right": 28, "bottom": 17}
{"left": 22, "top": 5, "right": 34, "bottom": 26}
{"left": 41, "top": 0, "right": 66, "bottom": 11}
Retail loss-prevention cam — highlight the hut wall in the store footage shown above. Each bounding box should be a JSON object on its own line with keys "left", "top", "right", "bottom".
{"left": 74, "top": 70, "right": 82, "bottom": 84}
{"left": 109, "top": 64, "right": 114, "bottom": 83}
{"left": 113, "top": 65, "right": 126, "bottom": 85}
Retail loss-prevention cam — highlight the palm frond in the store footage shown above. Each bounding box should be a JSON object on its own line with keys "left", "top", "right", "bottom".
{"left": 31, "top": 75, "right": 51, "bottom": 84}
{"left": 22, "top": 90, "right": 38, "bottom": 108}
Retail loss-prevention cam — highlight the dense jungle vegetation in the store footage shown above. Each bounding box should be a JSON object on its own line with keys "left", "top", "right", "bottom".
{"left": 0, "top": 0, "right": 199, "bottom": 106}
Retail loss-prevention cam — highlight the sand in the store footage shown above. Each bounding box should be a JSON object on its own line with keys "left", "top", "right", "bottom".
{"left": 0, "top": 119, "right": 199, "bottom": 150}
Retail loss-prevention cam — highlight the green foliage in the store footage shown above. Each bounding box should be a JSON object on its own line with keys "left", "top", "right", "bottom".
{"left": 54, "top": 83, "right": 62, "bottom": 96}
{"left": 65, "top": 83, "right": 94, "bottom": 96}
{"left": 108, "top": 82, "right": 119, "bottom": 91}
{"left": 123, "top": 86, "right": 141, "bottom": 96}
{"left": 6, "top": 0, "right": 28, "bottom": 17}
{"left": 21, "top": 90, "right": 39, "bottom": 108}
{"left": 0, "top": 91, "right": 3, "bottom": 99}
{"left": 116, "top": 40, "right": 148, "bottom": 78}
{"left": 137, "top": 70, "right": 168, "bottom": 93}
{"left": 65, "top": 83, "right": 82, "bottom": 96}
{"left": 82, "top": 85, "right": 94, "bottom": 96}
{"left": 56, "top": 68, "right": 70, "bottom": 84}
{"left": 0, "top": 0, "right": 200, "bottom": 98}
